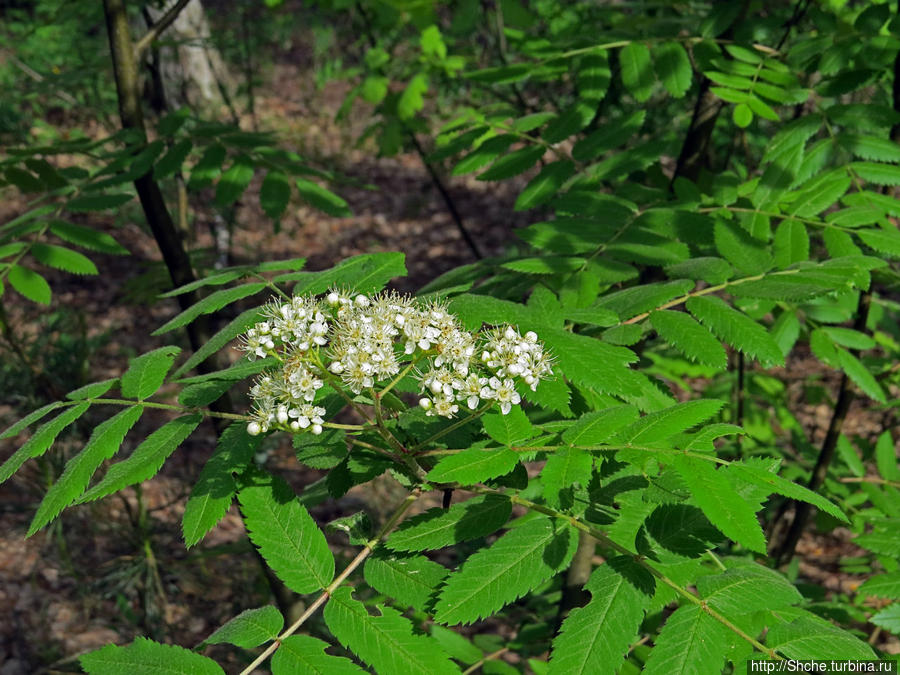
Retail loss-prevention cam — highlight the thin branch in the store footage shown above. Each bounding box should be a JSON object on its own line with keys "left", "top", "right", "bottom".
{"left": 134, "top": 0, "right": 192, "bottom": 59}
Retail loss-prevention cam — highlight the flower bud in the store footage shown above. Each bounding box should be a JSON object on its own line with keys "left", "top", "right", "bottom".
{"left": 327, "top": 292, "right": 340, "bottom": 305}
{"left": 419, "top": 397, "right": 432, "bottom": 410}
{"left": 311, "top": 424, "right": 323, "bottom": 435}
{"left": 247, "top": 421, "right": 261, "bottom": 436}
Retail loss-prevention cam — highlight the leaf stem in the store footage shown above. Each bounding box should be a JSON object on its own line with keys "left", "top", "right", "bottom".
{"left": 238, "top": 489, "right": 422, "bottom": 675}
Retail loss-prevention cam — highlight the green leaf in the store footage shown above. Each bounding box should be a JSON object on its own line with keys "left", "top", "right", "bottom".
{"left": 178, "top": 378, "right": 231, "bottom": 407}
{"left": 767, "top": 617, "right": 875, "bottom": 660}
{"left": 65, "top": 192, "right": 133, "bottom": 212}
{"left": 364, "top": 553, "right": 448, "bottom": 612}
{"left": 665, "top": 257, "right": 734, "bottom": 285}
{"left": 714, "top": 220, "right": 772, "bottom": 271}
{"left": 152, "top": 283, "right": 266, "bottom": 335}
{"left": 542, "top": 448, "right": 592, "bottom": 505}
{"left": 618, "top": 400, "right": 723, "bottom": 445}
{"left": 856, "top": 227, "right": 900, "bottom": 257}
{"left": 426, "top": 447, "right": 520, "bottom": 485}
{"left": 154, "top": 139, "right": 193, "bottom": 179}
{"left": 875, "top": 431, "right": 900, "bottom": 482}
{"left": 541, "top": 329, "right": 643, "bottom": 399}
{"left": 515, "top": 160, "right": 576, "bottom": 211}
{"left": 294, "top": 177, "right": 351, "bottom": 216}
{"left": 577, "top": 52, "right": 610, "bottom": 104}
{"left": 49, "top": 221, "right": 129, "bottom": 255}
{"left": 272, "top": 635, "right": 367, "bottom": 675}
{"left": 572, "top": 110, "right": 645, "bottom": 162}
{"left": 655, "top": 42, "right": 692, "bottom": 98}
{"left": 283, "top": 252, "right": 406, "bottom": 295}
{"left": 0, "top": 403, "right": 90, "bottom": 483}
{"left": 788, "top": 174, "right": 850, "bottom": 217}
{"left": 482, "top": 407, "right": 535, "bottom": 445}
{"left": 433, "top": 516, "right": 577, "bottom": 625}
{"left": 563, "top": 406, "right": 639, "bottom": 446}
{"left": 674, "top": 457, "right": 767, "bottom": 553}
{"left": 697, "top": 565, "right": 802, "bottom": 614}
{"left": 543, "top": 102, "right": 596, "bottom": 144}
{"left": 0, "top": 401, "right": 64, "bottom": 440}
{"left": 858, "top": 572, "right": 900, "bottom": 600}
{"left": 388, "top": 494, "right": 512, "bottom": 552}
{"left": 78, "top": 415, "right": 202, "bottom": 504}
{"left": 643, "top": 605, "right": 729, "bottom": 675}
{"left": 65, "top": 378, "right": 117, "bottom": 401}
{"left": 478, "top": 146, "right": 545, "bottom": 181}
{"left": 733, "top": 103, "right": 753, "bottom": 128}
{"left": 851, "top": 161, "right": 900, "bottom": 186}
{"left": 80, "top": 637, "right": 224, "bottom": 674}
{"left": 8, "top": 264, "right": 51, "bottom": 304}
{"left": 238, "top": 470, "right": 334, "bottom": 593}
{"left": 398, "top": 72, "right": 429, "bottom": 120}
{"left": 430, "top": 625, "right": 483, "bottom": 666}
{"left": 204, "top": 605, "right": 283, "bottom": 648}
{"left": 837, "top": 347, "right": 886, "bottom": 403}
{"left": 182, "top": 423, "right": 260, "bottom": 546}
{"left": 215, "top": 155, "right": 255, "bottom": 206}
{"left": 870, "top": 604, "right": 900, "bottom": 633}
{"left": 645, "top": 504, "right": 721, "bottom": 557}
{"left": 120, "top": 345, "right": 181, "bottom": 399}
{"left": 260, "top": 170, "right": 292, "bottom": 220}
{"left": 773, "top": 220, "right": 809, "bottom": 268}
{"left": 686, "top": 296, "right": 784, "bottom": 367}
{"left": 502, "top": 256, "right": 586, "bottom": 275}
{"left": 31, "top": 243, "right": 97, "bottom": 275}
{"left": 158, "top": 270, "right": 246, "bottom": 298}
{"left": 549, "top": 558, "right": 653, "bottom": 675}
{"left": 620, "top": 42, "right": 654, "bottom": 102}
{"left": 28, "top": 406, "right": 143, "bottom": 535}
{"left": 726, "top": 461, "right": 848, "bottom": 523}
{"left": 324, "top": 587, "right": 459, "bottom": 675}
{"left": 188, "top": 143, "right": 226, "bottom": 188}
{"left": 453, "top": 135, "right": 516, "bottom": 176}
{"left": 650, "top": 310, "right": 727, "bottom": 370}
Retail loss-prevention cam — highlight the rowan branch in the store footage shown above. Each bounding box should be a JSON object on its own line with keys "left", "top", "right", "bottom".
{"left": 135, "top": 0, "right": 192, "bottom": 59}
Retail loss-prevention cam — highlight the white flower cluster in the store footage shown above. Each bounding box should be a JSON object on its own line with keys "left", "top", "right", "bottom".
{"left": 238, "top": 290, "right": 553, "bottom": 436}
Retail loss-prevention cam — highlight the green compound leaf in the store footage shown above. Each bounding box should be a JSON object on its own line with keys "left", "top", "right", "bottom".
{"left": 618, "top": 399, "right": 723, "bottom": 445}
{"left": 31, "top": 243, "right": 98, "bottom": 275}
{"left": 28, "top": 406, "right": 143, "bottom": 536}
{"left": 152, "top": 283, "right": 267, "bottom": 335}
{"left": 482, "top": 407, "right": 535, "bottom": 446}
{"left": 766, "top": 617, "right": 875, "bottom": 660}
{"left": 620, "top": 42, "right": 655, "bottom": 102}
{"left": 120, "top": 345, "right": 181, "bottom": 399}
{"left": 643, "top": 604, "right": 730, "bottom": 675}
{"left": 182, "top": 423, "right": 260, "bottom": 546}
{"left": 870, "top": 604, "right": 900, "bottom": 634}
{"left": 562, "top": 406, "right": 639, "bottom": 446}
{"left": 78, "top": 415, "right": 202, "bottom": 504}
{"left": 159, "top": 270, "right": 245, "bottom": 298}
{"left": 80, "top": 637, "right": 224, "bottom": 675}
{"left": 272, "top": 634, "right": 367, "bottom": 675}
{"left": 324, "top": 587, "right": 459, "bottom": 675}
{"left": 364, "top": 552, "right": 448, "bottom": 612}
{"left": 295, "top": 177, "right": 351, "bottom": 217}
{"left": 238, "top": 470, "right": 334, "bottom": 593}
{"left": 260, "top": 170, "right": 292, "bottom": 220}
{"left": 433, "top": 516, "right": 577, "bottom": 625}
{"left": 387, "top": 494, "right": 512, "bottom": 552}
{"left": 50, "top": 220, "right": 128, "bottom": 255}
{"left": 674, "top": 456, "right": 767, "bottom": 554}
{"left": 650, "top": 310, "right": 727, "bottom": 370}
{"left": 697, "top": 564, "right": 802, "bottom": 615}
{"left": 426, "top": 447, "right": 519, "bottom": 485}
{"left": 655, "top": 41, "right": 692, "bottom": 98}
{"left": 478, "top": 145, "right": 545, "bottom": 181}
{"left": 204, "top": 605, "right": 283, "bottom": 648}
{"left": 549, "top": 558, "right": 653, "bottom": 675}
{"left": 686, "top": 295, "right": 784, "bottom": 367}
{"left": 8, "top": 264, "right": 51, "bottom": 304}
{"left": 0, "top": 403, "right": 89, "bottom": 483}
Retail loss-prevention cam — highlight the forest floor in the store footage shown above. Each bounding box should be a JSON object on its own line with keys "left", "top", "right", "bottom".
{"left": 1, "top": 50, "right": 897, "bottom": 675}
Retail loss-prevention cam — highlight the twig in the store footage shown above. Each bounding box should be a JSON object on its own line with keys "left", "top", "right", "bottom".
{"left": 238, "top": 490, "right": 421, "bottom": 674}
{"left": 134, "top": 0, "right": 192, "bottom": 58}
